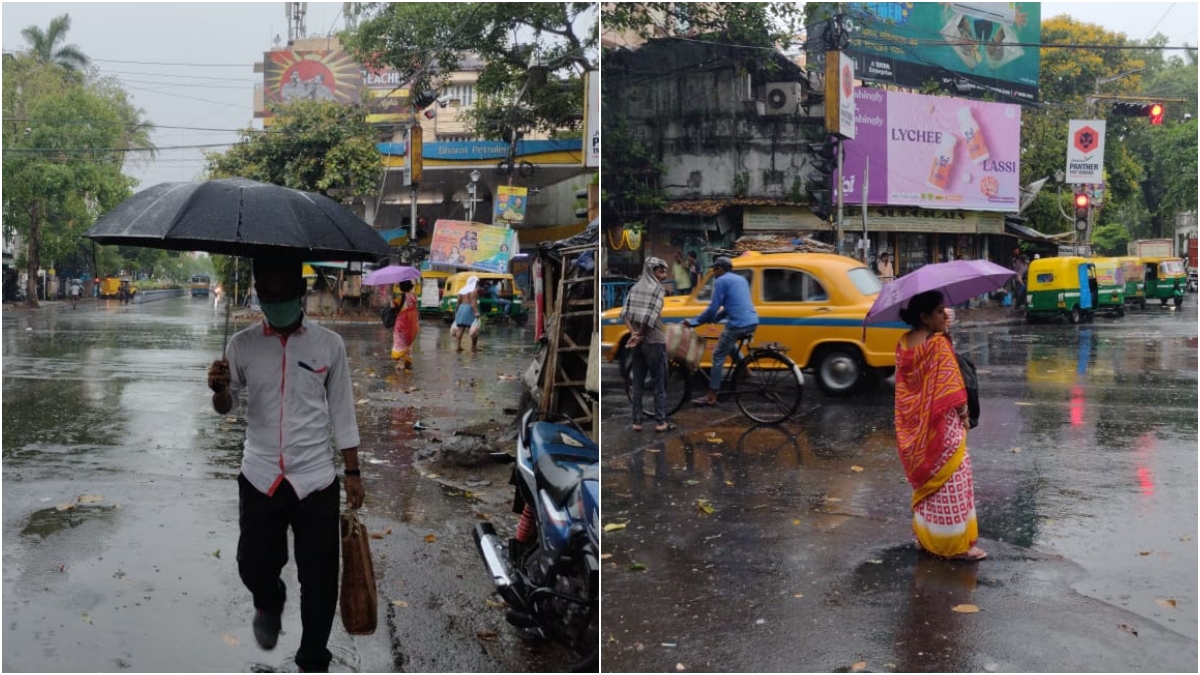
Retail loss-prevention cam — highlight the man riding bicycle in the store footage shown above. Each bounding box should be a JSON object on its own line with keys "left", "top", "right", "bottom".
{"left": 681, "top": 256, "right": 759, "bottom": 407}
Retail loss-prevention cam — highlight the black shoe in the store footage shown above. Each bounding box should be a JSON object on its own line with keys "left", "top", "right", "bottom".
{"left": 252, "top": 608, "right": 282, "bottom": 650}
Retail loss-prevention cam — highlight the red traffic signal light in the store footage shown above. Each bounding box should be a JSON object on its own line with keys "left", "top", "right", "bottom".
{"left": 1148, "top": 103, "right": 1164, "bottom": 125}
{"left": 1073, "top": 192, "right": 1090, "bottom": 232}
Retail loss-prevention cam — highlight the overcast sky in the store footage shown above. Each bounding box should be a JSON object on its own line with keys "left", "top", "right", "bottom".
{"left": 3, "top": 2, "right": 1196, "bottom": 192}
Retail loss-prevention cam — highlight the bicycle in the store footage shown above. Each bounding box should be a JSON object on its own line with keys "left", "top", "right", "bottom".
{"left": 623, "top": 332, "right": 803, "bottom": 424}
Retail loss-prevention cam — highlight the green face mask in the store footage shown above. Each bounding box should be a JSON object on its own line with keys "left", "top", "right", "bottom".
{"left": 260, "top": 299, "right": 302, "bottom": 328}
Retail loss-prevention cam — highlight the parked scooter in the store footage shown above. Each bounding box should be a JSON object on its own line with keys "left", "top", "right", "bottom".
{"left": 473, "top": 410, "right": 599, "bottom": 671}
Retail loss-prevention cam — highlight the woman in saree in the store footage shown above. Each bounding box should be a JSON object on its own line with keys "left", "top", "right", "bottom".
{"left": 391, "top": 280, "right": 420, "bottom": 370}
{"left": 894, "top": 290, "right": 987, "bottom": 561}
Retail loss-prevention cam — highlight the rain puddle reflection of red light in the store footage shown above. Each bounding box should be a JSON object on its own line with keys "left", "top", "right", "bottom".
{"left": 1134, "top": 433, "right": 1156, "bottom": 498}
{"left": 1069, "top": 385, "right": 1085, "bottom": 426}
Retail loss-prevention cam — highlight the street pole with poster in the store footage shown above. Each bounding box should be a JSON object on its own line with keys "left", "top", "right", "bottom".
{"left": 825, "top": 47, "right": 856, "bottom": 256}
{"left": 1064, "top": 120, "right": 1106, "bottom": 251}
{"left": 408, "top": 124, "right": 423, "bottom": 242}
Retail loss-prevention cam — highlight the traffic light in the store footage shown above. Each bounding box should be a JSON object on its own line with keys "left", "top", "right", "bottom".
{"left": 411, "top": 89, "right": 439, "bottom": 109}
{"left": 1112, "top": 101, "right": 1165, "bottom": 124}
{"left": 1148, "top": 102, "right": 1164, "bottom": 125}
{"left": 1073, "top": 192, "right": 1090, "bottom": 232}
{"left": 807, "top": 136, "right": 839, "bottom": 221}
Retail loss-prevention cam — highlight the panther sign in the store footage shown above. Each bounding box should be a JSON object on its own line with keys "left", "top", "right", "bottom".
{"left": 1065, "top": 120, "right": 1106, "bottom": 184}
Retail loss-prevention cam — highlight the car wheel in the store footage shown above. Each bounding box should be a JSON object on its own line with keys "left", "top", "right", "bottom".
{"left": 1068, "top": 307, "right": 1082, "bottom": 324}
{"left": 1174, "top": 295, "right": 1184, "bottom": 308}
{"left": 1117, "top": 305, "right": 1125, "bottom": 317}
{"left": 814, "top": 346, "right": 864, "bottom": 397}
{"left": 442, "top": 313, "right": 453, "bottom": 325}
{"left": 513, "top": 311, "right": 529, "bottom": 327}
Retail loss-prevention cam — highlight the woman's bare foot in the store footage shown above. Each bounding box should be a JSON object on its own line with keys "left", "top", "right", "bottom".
{"left": 949, "top": 546, "right": 988, "bottom": 561}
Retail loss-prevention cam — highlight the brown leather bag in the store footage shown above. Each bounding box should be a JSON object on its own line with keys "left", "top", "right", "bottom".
{"left": 339, "top": 510, "right": 378, "bottom": 635}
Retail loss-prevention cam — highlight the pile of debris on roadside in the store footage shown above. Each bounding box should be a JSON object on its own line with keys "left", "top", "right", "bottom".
{"left": 708, "top": 233, "right": 837, "bottom": 258}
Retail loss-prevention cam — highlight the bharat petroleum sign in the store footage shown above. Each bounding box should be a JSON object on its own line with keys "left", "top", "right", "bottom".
{"left": 1065, "top": 119, "right": 1106, "bottom": 185}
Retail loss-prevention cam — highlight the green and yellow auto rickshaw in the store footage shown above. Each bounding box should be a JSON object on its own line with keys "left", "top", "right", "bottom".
{"left": 440, "top": 272, "right": 528, "bottom": 326}
{"left": 1090, "top": 257, "right": 1125, "bottom": 317}
{"left": 1025, "top": 256, "right": 1098, "bottom": 324}
{"left": 1115, "top": 256, "right": 1146, "bottom": 309}
{"left": 1140, "top": 257, "right": 1186, "bottom": 308}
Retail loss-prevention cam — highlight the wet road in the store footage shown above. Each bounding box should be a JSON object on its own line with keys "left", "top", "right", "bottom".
{"left": 2, "top": 296, "right": 557, "bottom": 672}
{"left": 600, "top": 299, "right": 1198, "bottom": 672}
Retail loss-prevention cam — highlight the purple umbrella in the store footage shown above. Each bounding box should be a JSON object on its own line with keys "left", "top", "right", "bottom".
{"left": 361, "top": 265, "right": 422, "bottom": 286}
{"left": 864, "top": 260, "right": 1016, "bottom": 325}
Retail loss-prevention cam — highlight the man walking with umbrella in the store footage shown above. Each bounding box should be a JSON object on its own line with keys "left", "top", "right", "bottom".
{"left": 207, "top": 257, "right": 364, "bottom": 673}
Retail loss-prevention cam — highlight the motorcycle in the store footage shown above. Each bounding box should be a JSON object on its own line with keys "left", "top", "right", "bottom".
{"left": 473, "top": 410, "right": 599, "bottom": 671}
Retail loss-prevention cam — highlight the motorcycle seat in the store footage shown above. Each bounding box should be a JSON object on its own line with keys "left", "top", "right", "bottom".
{"left": 536, "top": 452, "right": 593, "bottom": 507}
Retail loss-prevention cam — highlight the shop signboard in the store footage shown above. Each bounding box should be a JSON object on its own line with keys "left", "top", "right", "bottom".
{"left": 428, "top": 220, "right": 519, "bottom": 273}
{"left": 841, "top": 89, "right": 1021, "bottom": 212}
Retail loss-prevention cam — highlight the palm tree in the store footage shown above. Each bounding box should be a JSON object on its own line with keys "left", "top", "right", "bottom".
{"left": 21, "top": 14, "right": 90, "bottom": 73}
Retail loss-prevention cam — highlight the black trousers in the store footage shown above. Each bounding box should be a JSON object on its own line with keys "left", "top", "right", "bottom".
{"left": 238, "top": 474, "right": 340, "bottom": 672}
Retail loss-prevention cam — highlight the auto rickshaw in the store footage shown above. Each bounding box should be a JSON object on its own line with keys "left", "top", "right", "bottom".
{"left": 1115, "top": 256, "right": 1146, "bottom": 309}
{"left": 418, "top": 268, "right": 453, "bottom": 316}
{"left": 440, "top": 271, "right": 528, "bottom": 326}
{"left": 1090, "top": 257, "right": 1125, "bottom": 317}
{"left": 1140, "top": 256, "right": 1186, "bottom": 307}
{"left": 1025, "top": 256, "right": 1098, "bottom": 324}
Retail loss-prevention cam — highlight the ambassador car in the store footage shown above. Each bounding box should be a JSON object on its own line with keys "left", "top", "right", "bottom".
{"left": 600, "top": 251, "right": 907, "bottom": 396}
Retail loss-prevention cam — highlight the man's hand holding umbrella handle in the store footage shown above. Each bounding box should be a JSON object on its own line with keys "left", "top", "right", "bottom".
{"left": 208, "top": 360, "right": 233, "bottom": 414}
{"left": 342, "top": 448, "right": 364, "bottom": 509}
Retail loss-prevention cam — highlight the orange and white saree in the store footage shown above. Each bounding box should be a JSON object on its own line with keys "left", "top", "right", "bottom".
{"left": 894, "top": 333, "right": 977, "bottom": 557}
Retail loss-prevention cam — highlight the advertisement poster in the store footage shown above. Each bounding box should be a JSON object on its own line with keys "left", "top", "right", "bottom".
{"left": 494, "top": 185, "right": 528, "bottom": 226}
{"left": 841, "top": 89, "right": 1021, "bottom": 211}
{"left": 428, "top": 220, "right": 519, "bottom": 273}
{"left": 1065, "top": 120, "right": 1106, "bottom": 185}
{"left": 259, "top": 50, "right": 364, "bottom": 118}
{"left": 810, "top": 3, "right": 1041, "bottom": 103}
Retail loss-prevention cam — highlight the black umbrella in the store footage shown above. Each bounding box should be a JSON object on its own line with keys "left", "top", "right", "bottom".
{"left": 84, "top": 177, "right": 390, "bottom": 262}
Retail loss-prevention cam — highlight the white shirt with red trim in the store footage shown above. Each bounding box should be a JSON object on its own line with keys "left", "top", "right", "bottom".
{"left": 226, "top": 316, "right": 360, "bottom": 500}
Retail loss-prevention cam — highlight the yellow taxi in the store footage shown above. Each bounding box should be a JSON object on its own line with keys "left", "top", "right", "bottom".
{"left": 600, "top": 251, "right": 907, "bottom": 396}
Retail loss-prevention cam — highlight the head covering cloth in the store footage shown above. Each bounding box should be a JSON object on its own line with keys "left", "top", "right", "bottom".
{"left": 621, "top": 256, "right": 667, "bottom": 332}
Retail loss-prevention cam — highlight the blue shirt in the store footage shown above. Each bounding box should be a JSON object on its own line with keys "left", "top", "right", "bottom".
{"left": 695, "top": 271, "right": 758, "bottom": 328}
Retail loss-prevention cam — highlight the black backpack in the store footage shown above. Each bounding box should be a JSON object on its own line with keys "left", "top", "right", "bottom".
{"left": 957, "top": 353, "right": 980, "bottom": 429}
{"left": 381, "top": 305, "right": 397, "bottom": 329}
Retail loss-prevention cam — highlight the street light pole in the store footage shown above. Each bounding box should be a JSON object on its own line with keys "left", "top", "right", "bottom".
{"left": 467, "top": 169, "right": 481, "bottom": 222}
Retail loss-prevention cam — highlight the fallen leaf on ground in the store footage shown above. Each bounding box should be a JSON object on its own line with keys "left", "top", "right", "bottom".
{"left": 792, "top": 519, "right": 801, "bottom": 526}
{"left": 604, "top": 523, "right": 627, "bottom": 533}
{"left": 724, "top": 480, "right": 734, "bottom": 486}
{"left": 600, "top": 553, "right": 613, "bottom": 560}
{"left": 685, "top": 479, "right": 700, "bottom": 486}
{"left": 484, "top": 598, "right": 505, "bottom": 609}
{"left": 676, "top": 663, "right": 686, "bottom": 671}
{"left": 867, "top": 559, "right": 883, "bottom": 564}
{"left": 851, "top": 661, "right": 867, "bottom": 672}
{"left": 705, "top": 437, "right": 723, "bottom": 444}
{"left": 825, "top": 497, "right": 843, "bottom": 503}
{"left": 224, "top": 417, "right": 238, "bottom": 423}
{"left": 850, "top": 465, "right": 864, "bottom": 473}
{"left": 1139, "top": 551, "right": 1152, "bottom": 556}
{"left": 212, "top": 549, "right": 221, "bottom": 559}
{"left": 629, "top": 562, "right": 647, "bottom": 571}
{"left": 1014, "top": 401, "right": 1034, "bottom": 406}
{"left": 477, "top": 631, "right": 498, "bottom": 641}
{"left": 793, "top": 593, "right": 804, "bottom": 598}
{"left": 1154, "top": 598, "right": 1178, "bottom": 609}
{"left": 55, "top": 502, "right": 75, "bottom": 512}
{"left": 1118, "top": 623, "right": 1139, "bottom": 637}
{"left": 1011, "top": 447, "right": 1022, "bottom": 454}
{"left": 424, "top": 534, "right": 437, "bottom": 543}
{"left": 951, "top": 604, "right": 979, "bottom": 613}
{"left": 356, "top": 398, "right": 369, "bottom": 405}
{"left": 222, "top": 633, "right": 239, "bottom": 646}
{"left": 391, "top": 599, "right": 408, "bottom": 608}
{"left": 369, "top": 527, "right": 393, "bottom": 539}
{"left": 696, "top": 499, "right": 715, "bottom": 515}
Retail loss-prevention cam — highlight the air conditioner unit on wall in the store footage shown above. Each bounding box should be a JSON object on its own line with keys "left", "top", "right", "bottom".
{"left": 762, "top": 82, "right": 802, "bottom": 116}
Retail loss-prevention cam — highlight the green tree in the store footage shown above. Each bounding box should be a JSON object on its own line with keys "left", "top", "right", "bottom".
{"left": 341, "top": 2, "right": 597, "bottom": 138}
{"left": 20, "top": 13, "right": 90, "bottom": 73}
{"left": 3, "top": 56, "right": 136, "bottom": 306}
{"left": 204, "top": 100, "right": 381, "bottom": 197}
